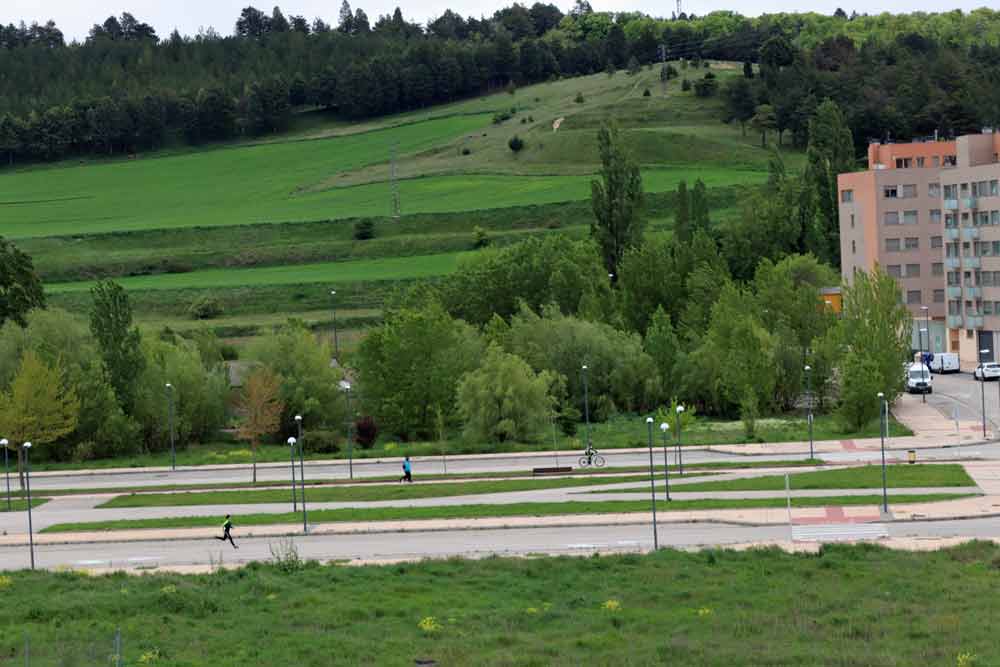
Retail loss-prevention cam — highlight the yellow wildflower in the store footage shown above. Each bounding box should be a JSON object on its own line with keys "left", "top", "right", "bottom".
{"left": 602, "top": 599, "right": 621, "bottom": 612}
{"left": 418, "top": 616, "right": 442, "bottom": 633}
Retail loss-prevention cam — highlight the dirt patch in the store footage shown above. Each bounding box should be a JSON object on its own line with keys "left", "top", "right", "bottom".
{"left": 552, "top": 117, "right": 564, "bottom": 132}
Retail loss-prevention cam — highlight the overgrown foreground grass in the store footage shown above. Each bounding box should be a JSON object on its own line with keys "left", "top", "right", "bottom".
{"left": 44, "top": 495, "right": 971, "bottom": 533}
{"left": 4, "top": 543, "right": 1000, "bottom": 665}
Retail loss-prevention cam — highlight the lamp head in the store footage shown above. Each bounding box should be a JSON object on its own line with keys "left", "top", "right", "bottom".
{"left": 582, "top": 364, "right": 588, "bottom": 371}
{"left": 330, "top": 290, "right": 336, "bottom": 296}
{"left": 22, "top": 442, "right": 31, "bottom": 449}
{"left": 287, "top": 437, "right": 297, "bottom": 446}
{"left": 645, "top": 417, "right": 653, "bottom": 424}
{"left": 804, "top": 365, "right": 811, "bottom": 372}
{"left": 165, "top": 383, "right": 172, "bottom": 389}
{"left": 660, "top": 422, "right": 669, "bottom": 432}
{"left": 0, "top": 439, "right": 7, "bottom": 447}
{"left": 877, "top": 392, "right": 884, "bottom": 398}
{"left": 294, "top": 414, "right": 302, "bottom": 422}
{"left": 676, "top": 405, "right": 685, "bottom": 414}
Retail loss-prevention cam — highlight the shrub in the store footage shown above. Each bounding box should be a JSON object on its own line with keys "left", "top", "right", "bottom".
{"left": 354, "top": 416, "right": 378, "bottom": 448}
{"left": 461, "top": 147, "right": 471, "bottom": 155}
{"left": 301, "top": 429, "right": 340, "bottom": 454}
{"left": 643, "top": 88, "right": 651, "bottom": 97}
{"left": 704, "top": 71, "right": 716, "bottom": 79}
{"left": 473, "top": 225, "right": 491, "bottom": 249}
{"left": 508, "top": 135, "right": 525, "bottom": 153}
{"left": 703, "top": 60, "right": 711, "bottom": 68}
{"left": 693, "top": 78, "right": 718, "bottom": 97}
{"left": 220, "top": 344, "right": 239, "bottom": 361}
{"left": 681, "top": 79, "right": 692, "bottom": 91}
{"left": 353, "top": 219, "right": 375, "bottom": 240}
{"left": 627, "top": 56, "right": 641, "bottom": 75}
{"left": 492, "top": 111, "right": 512, "bottom": 124}
{"left": 574, "top": 92, "right": 585, "bottom": 103}
{"left": 188, "top": 295, "right": 223, "bottom": 320}
{"left": 520, "top": 117, "right": 527, "bottom": 124}
{"left": 528, "top": 115, "right": 534, "bottom": 122}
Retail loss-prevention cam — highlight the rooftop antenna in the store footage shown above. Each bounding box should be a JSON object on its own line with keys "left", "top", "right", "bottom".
{"left": 390, "top": 142, "right": 400, "bottom": 219}
{"left": 677, "top": 0, "right": 682, "bottom": 16}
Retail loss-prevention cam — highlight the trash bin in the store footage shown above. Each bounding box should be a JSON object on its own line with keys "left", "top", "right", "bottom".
{"left": 908, "top": 449, "right": 917, "bottom": 464}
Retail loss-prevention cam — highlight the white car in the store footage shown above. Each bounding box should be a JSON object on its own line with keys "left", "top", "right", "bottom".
{"left": 974, "top": 362, "right": 1000, "bottom": 381}
{"left": 906, "top": 363, "right": 932, "bottom": 394}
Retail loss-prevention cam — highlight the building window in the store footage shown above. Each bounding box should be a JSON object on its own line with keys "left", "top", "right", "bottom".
{"left": 931, "top": 236, "right": 943, "bottom": 248}
{"left": 851, "top": 240, "right": 856, "bottom": 254}
{"left": 978, "top": 241, "right": 992, "bottom": 256}
{"left": 934, "top": 289, "right": 945, "bottom": 303}
{"left": 851, "top": 214, "right": 855, "bottom": 228}
{"left": 949, "top": 301, "right": 961, "bottom": 315}
{"left": 944, "top": 155, "right": 957, "bottom": 167}
{"left": 887, "top": 265, "right": 902, "bottom": 277}
{"left": 907, "top": 290, "right": 922, "bottom": 304}
{"left": 944, "top": 184, "right": 958, "bottom": 199}
{"left": 902, "top": 184, "right": 917, "bottom": 198}
{"left": 945, "top": 213, "right": 958, "bottom": 227}
{"left": 905, "top": 237, "right": 920, "bottom": 250}
{"left": 947, "top": 271, "right": 960, "bottom": 285}
{"left": 992, "top": 180, "right": 999, "bottom": 196}
{"left": 886, "top": 238, "right": 901, "bottom": 252}
{"left": 961, "top": 183, "right": 970, "bottom": 195}
{"left": 903, "top": 210, "right": 918, "bottom": 225}
{"left": 933, "top": 156, "right": 941, "bottom": 167}
{"left": 884, "top": 211, "right": 900, "bottom": 225}
{"left": 917, "top": 157, "right": 926, "bottom": 168}
{"left": 933, "top": 263, "right": 944, "bottom": 276}
{"left": 992, "top": 211, "right": 1000, "bottom": 225}
{"left": 994, "top": 241, "right": 1000, "bottom": 255}
{"left": 986, "top": 302, "right": 995, "bottom": 315}
{"left": 906, "top": 263, "right": 921, "bottom": 277}
{"left": 978, "top": 212, "right": 990, "bottom": 226}
{"left": 841, "top": 189, "right": 853, "bottom": 203}
{"left": 930, "top": 210, "right": 942, "bottom": 224}
{"left": 984, "top": 272, "right": 995, "bottom": 286}
{"left": 929, "top": 183, "right": 941, "bottom": 197}
{"left": 946, "top": 242, "right": 959, "bottom": 257}
{"left": 884, "top": 186, "right": 899, "bottom": 198}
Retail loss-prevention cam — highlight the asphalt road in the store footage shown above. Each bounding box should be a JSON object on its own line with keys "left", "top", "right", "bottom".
{"left": 927, "top": 371, "right": 1000, "bottom": 433}
{"left": 5, "top": 519, "right": 1000, "bottom": 571}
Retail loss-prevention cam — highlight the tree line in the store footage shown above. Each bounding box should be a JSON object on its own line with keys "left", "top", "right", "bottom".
{"left": 4, "top": 6, "right": 1000, "bottom": 164}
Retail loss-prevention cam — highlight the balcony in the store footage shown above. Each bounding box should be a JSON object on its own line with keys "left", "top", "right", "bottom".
{"left": 947, "top": 286, "right": 963, "bottom": 298}
{"left": 965, "top": 256, "right": 981, "bottom": 268}
{"left": 967, "top": 286, "right": 983, "bottom": 298}
{"left": 963, "top": 226, "right": 980, "bottom": 240}
{"left": 945, "top": 199, "right": 960, "bottom": 210}
{"left": 946, "top": 257, "right": 962, "bottom": 269}
{"left": 968, "top": 315, "right": 985, "bottom": 329}
{"left": 946, "top": 228, "right": 960, "bottom": 240}
{"left": 948, "top": 315, "right": 965, "bottom": 328}
{"left": 963, "top": 196, "right": 979, "bottom": 210}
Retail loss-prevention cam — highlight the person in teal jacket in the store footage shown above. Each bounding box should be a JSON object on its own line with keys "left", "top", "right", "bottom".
{"left": 400, "top": 456, "right": 413, "bottom": 483}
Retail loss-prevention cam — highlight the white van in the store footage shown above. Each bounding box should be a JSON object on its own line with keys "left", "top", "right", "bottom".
{"left": 929, "top": 352, "right": 959, "bottom": 374}
{"left": 906, "top": 363, "right": 933, "bottom": 394}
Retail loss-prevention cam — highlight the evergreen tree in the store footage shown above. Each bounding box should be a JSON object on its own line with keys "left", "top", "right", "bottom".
{"left": 590, "top": 121, "right": 644, "bottom": 279}
{"left": 673, "top": 180, "right": 691, "bottom": 244}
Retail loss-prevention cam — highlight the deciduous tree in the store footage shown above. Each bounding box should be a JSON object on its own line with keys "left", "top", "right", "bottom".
{"left": 237, "top": 368, "right": 284, "bottom": 483}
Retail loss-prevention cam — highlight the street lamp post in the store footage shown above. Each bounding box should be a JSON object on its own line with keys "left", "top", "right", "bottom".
{"left": 804, "top": 365, "right": 814, "bottom": 460}
{"left": 981, "top": 348, "right": 991, "bottom": 438}
{"left": 288, "top": 436, "right": 298, "bottom": 512}
{"left": 295, "top": 415, "right": 307, "bottom": 532}
{"left": 0, "top": 438, "right": 10, "bottom": 512}
{"left": 921, "top": 305, "right": 930, "bottom": 353}
{"left": 645, "top": 417, "right": 658, "bottom": 550}
{"left": 23, "top": 442, "right": 34, "bottom": 570}
{"left": 919, "top": 326, "right": 929, "bottom": 404}
{"left": 675, "top": 405, "right": 685, "bottom": 475}
{"left": 330, "top": 290, "right": 340, "bottom": 361}
{"left": 659, "top": 422, "right": 671, "bottom": 501}
{"left": 877, "top": 393, "right": 888, "bottom": 514}
{"left": 581, "top": 365, "right": 592, "bottom": 451}
{"left": 339, "top": 381, "right": 355, "bottom": 480}
{"left": 165, "top": 383, "right": 176, "bottom": 471}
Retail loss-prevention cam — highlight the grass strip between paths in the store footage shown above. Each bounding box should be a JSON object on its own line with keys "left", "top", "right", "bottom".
{"left": 43, "top": 494, "right": 974, "bottom": 533}
{"left": 95, "top": 475, "right": 673, "bottom": 508}
{"left": 0, "top": 499, "right": 48, "bottom": 512}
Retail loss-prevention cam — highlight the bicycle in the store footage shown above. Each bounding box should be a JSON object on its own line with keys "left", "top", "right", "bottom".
{"left": 578, "top": 446, "right": 606, "bottom": 468}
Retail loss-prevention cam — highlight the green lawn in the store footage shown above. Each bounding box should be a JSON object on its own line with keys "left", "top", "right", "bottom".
{"left": 0, "top": 498, "right": 47, "bottom": 512}
{"left": 597, "top": 464, "right": 976, "bottom": 494}
{"left": 43, "top": 494, "right": 972, "bottom": 533}
{"left": 96, "top": 475, "right": 657, "bottom": 508}
{"left": 5, "top": 543, "right": 1000, "bottom": 664}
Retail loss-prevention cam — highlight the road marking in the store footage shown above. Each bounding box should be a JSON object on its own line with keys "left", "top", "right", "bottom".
{"left": 566, "top": 543, "right": 605, "bottom": 549}
{"left": 126, "top": 556, "right": 160, "bottom": 562}
{"left": 792, "top": 523, "right": 888, "bottom": 542}
{"left": 75, "top": 559, "right": 106, "bottom": 565}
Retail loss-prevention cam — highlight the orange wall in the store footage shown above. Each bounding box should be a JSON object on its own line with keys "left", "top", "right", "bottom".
{"left": 868, "top": 141, "right": 957, "bottom": 169}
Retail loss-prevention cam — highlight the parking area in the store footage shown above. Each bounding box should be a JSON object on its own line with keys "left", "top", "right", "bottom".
{"left": 925, "top": 370, "right": 1000, "bottom": 432}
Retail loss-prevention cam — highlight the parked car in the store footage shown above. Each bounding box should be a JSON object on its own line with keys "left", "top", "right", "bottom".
{"left": 974, "top": 362, "right": 1000, "bottom": 381}
{"left": 929, "top": 352, "right": 960, "bottom": 374}
{"left": 906, "top": 363, "right": 933, "bottom": 394}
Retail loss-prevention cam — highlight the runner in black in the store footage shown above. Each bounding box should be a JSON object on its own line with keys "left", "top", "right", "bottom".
{"left": 215, "top": 514, "right": 238, "bottom": 549}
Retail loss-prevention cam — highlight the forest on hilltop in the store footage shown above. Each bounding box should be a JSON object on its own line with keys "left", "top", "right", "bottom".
{"left": 2, "top": 4, "right": 1000, "bottom": 165}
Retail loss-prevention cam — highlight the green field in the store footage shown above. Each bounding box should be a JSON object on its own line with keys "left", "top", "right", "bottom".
{"left": 46, "top": 252, "right": 469, "bottom": 294}
{"left": 4, "top": 544, "right": 1000, "bottom": 665}
{"left": 43, "top": 494, "right": 972, "bottom": 533}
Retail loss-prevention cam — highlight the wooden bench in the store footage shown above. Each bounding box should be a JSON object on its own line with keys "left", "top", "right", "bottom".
{"left": 532, "top": 466, "right": 573, "bottom": 476}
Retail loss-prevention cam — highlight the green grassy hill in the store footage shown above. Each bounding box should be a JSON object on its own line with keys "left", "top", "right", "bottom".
{"left": 1, "top": 64, "right": 801, "bottom": 349}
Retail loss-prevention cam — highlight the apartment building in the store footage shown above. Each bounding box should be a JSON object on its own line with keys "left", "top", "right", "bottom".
{"left": 838, "top": 132, "right": 1000, "bottom": 367}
